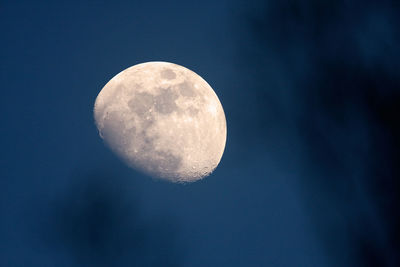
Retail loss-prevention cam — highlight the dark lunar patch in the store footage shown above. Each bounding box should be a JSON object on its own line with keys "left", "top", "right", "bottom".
{"left": 128, "top": 92, "right": 154, "bottom": 116}
{"left": 178, "top": 81, "right": 196, "bottom": 97}
{"left": 160, "top": 69, "right": 176, "bottom": 80}
{"left": 154, "top": 88, "right": 179, "bottom": 114}
{"left": 188, "top": 107, "right": 199, "bottom": 116}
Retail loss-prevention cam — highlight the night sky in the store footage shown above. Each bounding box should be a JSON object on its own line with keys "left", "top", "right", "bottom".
{"left": 1, "top": 0, "right": 399, "bottom": 266}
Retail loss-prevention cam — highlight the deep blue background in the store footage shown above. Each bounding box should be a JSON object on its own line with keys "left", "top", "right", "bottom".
{"left": 1, "top": 0, "right": 399, "bottom": 266}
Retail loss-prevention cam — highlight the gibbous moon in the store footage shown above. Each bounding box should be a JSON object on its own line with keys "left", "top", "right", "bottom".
{"left": 94, "top": 62, "right": 227, "bottom": 183}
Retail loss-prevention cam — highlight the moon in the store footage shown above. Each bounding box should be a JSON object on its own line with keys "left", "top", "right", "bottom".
{"left": 94, "top": 62, "right": 227, "bottom": 183}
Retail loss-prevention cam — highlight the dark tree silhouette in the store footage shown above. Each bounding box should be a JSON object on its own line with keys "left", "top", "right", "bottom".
{"left": 46, "top": 171, "right": 182, "bottom": 267}
{"left": 236, "top": 0, "right": 400, "bottom": 266}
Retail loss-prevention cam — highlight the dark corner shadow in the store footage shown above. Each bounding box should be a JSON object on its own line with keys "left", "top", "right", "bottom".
{"left": 43, "top": 170, "right": 182, "bottom": 267}
{"left": 235, "top": 0, "right": 400, "bottom": 266}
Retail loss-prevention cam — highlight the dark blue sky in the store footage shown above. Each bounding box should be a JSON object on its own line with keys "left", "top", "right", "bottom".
{"left": 1, "top": 1, "right": 399, "bottom": 266}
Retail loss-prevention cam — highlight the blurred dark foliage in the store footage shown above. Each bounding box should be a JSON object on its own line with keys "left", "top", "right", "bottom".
{"left": 239, "top": 0, "right": 400, "bottom": 266}
{"left": 46, "top": 171, "right": 181, "bottom": 267}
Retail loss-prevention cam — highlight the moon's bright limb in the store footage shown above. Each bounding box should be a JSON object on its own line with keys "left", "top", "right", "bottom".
{"left": 94, "top": 62, "right": 227, "bottom": 183}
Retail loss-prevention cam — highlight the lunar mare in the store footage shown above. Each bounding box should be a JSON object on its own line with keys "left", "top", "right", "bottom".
{"left": 94, "top": 62, "right": 226, "bottom": 183}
